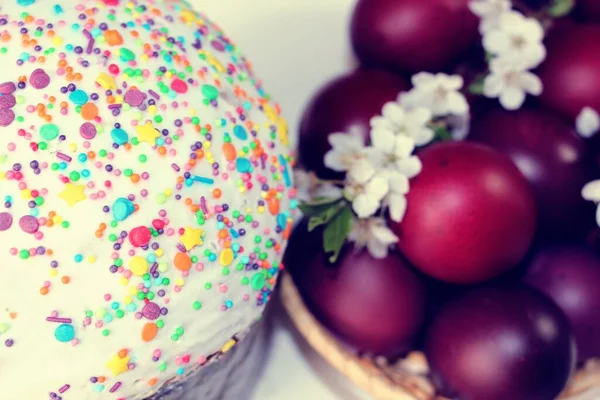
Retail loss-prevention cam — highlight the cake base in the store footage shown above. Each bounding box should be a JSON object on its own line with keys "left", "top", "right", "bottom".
{"left": 145, "top": 304, "right": 273, "bottom": 400}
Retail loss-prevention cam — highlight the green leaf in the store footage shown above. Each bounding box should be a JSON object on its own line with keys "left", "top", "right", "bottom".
{"left": 468, "top": 74, "right": 486, "bottom": 95}
{"left": 323, "top": 206, "right": 353, "bottom": 263}
{"left": 298, "top": 197, "right": 343, "bottom": 216}
{"left": 309, "top": 196, "right": 341, "bottom": 206}
{"left": 433, "top": 125, "right": 453, "bottom": 141}
{"left": 548, "top": 0, "right": 575, "bottom": 17}
{"left": 308, "top": 202, "right": 344, "bottom": 232}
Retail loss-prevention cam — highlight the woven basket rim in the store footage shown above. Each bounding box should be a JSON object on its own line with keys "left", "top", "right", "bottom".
{"left": 279, "top": 272, "right": 600, "bottom": 400}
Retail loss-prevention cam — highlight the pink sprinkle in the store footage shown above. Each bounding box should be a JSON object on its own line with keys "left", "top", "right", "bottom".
{"left": 56, "top": 152, "right": 72, "bottom": 162}
{"left": 109, "top": 382, "right": 122, "bottom": 393}
{"left": 59, "top": 384, "right": 70, "bottom": 394}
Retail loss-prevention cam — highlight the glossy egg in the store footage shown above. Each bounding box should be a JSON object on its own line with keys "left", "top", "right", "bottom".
{"left": 425, "top": 286, "right": 576, "bottom": 400}
{"left": 393, "top": 141, "right": 537, "bottom": 284}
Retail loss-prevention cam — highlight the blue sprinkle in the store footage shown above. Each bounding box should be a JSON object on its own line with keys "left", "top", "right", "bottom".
{"left": 192, "top": 175, "right": 214, "bottom": 184}
{"left": 233, "top": 125, "right": 248, "bottom": 140}
{"left": 229, "top": 228, "right": 239, "bottom": 239}
{"left": 54, "top": 324, "right": 75, "bottom": 343}
{"left": 69, "top": 90, "right": 88, "bottom": 105}
{"left": 236, "top": 158, "right": 251, "bottom": 173}
{"left": 17, "top": 0, "right": 36, "bottom": 6}
{"left": 279, "top": 155, "right": 291, "bottom": 187}
{"left": 53, "top": 4, "right": 63, "bottom": 14}
{"left": 112, "top": 198, "right": 135, "bottom": 221}
{"left": 276, "top": 213, "right": 287, "bottom": 229}
{"left": 111, "top": 128, "right": 129, "bottom": 145}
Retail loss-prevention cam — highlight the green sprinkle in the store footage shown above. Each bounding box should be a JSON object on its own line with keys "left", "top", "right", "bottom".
{"left": 192, "top": 301, "right": 202, "bottom": 310}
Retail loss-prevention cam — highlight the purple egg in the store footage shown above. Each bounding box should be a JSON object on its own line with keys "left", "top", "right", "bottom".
{"left": 538, "top": 25, "right": 600, "bottom": 122}
{"left": 298, "top": 69, "right": 408, "bottom": 179}
{"left": 350, "top": 0, "right": 479, "bottom": 74}
{"left": 523, "top": 245, "right": 600, "bottom": 362}
{"left": 425, "top": 286, "right": 575, "bottom": 400}
{"left": 286, "top": 220, "right": 427, "bottom": 357}
{"left": 469, "top": 107, "right": 597, "bottom": 240}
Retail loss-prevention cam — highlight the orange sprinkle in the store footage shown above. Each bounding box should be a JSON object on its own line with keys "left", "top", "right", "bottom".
{"left": 118, "top": 349, "right": 128, "bottom": 359}
{"left": 222, "top": 143, "right": 236, "bottom": 161}
{"left": 268, "top": 198, "right": 280, "bottom": 215}
{"left": 218, "top": 229, "right": 228, "bottom": 239}
{"left": 212, "top": 189, "right": 221, "bottom": 199}
{"left": 184, "top": 198, "right": 192, "bottom": 206}
{"left": 141, "top": 323, "right": 158, "bottom": 342}
{"left": 39, "top": 287, "right": 49, "bottom": 295}
{"left": 104, "top": 29, "right": 123, "bottom": 46}
{"left": 98, "top": 376, "right": 106, "bottom": 384}
{"left": 61, "top": 276, "right": 70, "bottom": 284}
{"left": 174, "top": 252, "right": 192, "bottom": 272}
{"left": 80, "top": 103, "right": 98, "bottom": 120}
{"left": 131, "top": 174, "right": 140, "bottom": 183}
{"left": 148, "top": 378, "right": 158, "bottom": 386}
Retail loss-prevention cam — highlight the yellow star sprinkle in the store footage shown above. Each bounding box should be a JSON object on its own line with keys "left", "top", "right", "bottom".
{"left": 180, "top": 227, "right": 204, "bottom": 251}
{"left": 135, "top": 122, "right": 160, "bottom": 146}
{"left": 96, "top": 73, "right": 116, "bottom": 90}
{"left": 59, "top": 184, "right": 86, "bottom": 207}
{"left": 106, "top": 353, "right": 130, "bottom": 377}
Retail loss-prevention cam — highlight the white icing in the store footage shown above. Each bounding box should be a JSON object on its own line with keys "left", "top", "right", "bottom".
{"left": 0, "top": 0, "right": 295, "bottom": 399}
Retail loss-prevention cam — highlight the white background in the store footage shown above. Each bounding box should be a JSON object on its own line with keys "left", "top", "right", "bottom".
{"left": 198, "top": 1, "right": 372, "bottom": 399}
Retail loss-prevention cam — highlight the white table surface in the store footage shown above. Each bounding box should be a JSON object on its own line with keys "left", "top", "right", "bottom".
{"left": 197, "top": 1, "right": 372, "bottom": 399}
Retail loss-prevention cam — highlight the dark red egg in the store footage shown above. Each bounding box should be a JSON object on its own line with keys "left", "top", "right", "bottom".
{"left": 577, "top": 0, "right": 600, "bottom": 22}
{"left": 469, "top": 108, "right": 597, "bottom": 240}
{"left": 285, "top": 221, "right": 427, "bottom": 357}
{"left": 350, "top": 0, "right": 479, "bottom": 74}
{"left": 538, "top": 25, "right": 600, "bottom": 121}
{"left": 298, "top": 69, "right": 408, "bottom": 179}
{"left": 392, "top": 142, "right": 537, "bottom": 284}
{"left": 523, "top": 245, "right": 600, "bottom": 362}
{"left": 425, "top": 286, "right": 576, "bottom": 400}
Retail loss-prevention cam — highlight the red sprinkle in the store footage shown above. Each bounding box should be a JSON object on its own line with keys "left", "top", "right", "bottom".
{"left": 152, "top": 219, "right": 165, "bottom": 230}
{"left": 129, "top": 226, "right": 151, "bottom": 247}
{"left": 171, "top": 78, "right": 188, "bottom": 94}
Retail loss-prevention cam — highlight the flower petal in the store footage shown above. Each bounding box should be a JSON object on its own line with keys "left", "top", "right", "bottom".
{"left": 412, "top": 72, "right": 434, "bottom": 87}
{"left": 499, "top": 86, "right": 526, "bottom": 110}
{"left": 576, "top": 107, "right": 600, "bottom": 138}
{"left": 371, "top": 127, "right": 396, "bottom": 152}
{"left": 596, "top": 205, "right": 600, "bottom": 228}
{"left": 483, "top": 29, "right": 509, "bottom": 55}
{"left": 483, "top": 73, "right": 504, "bottom": 98}
{"left": 393, "top": 135, "right": 416, "bottom": 157}
{"left": 366, "top": 238, "right": 390, "bottom": 259}
{"left": 348, "top": 159, "right": 375, "bottom": 184}
{"left": 395, "top": 156, "right": 422, "bottom": 178}
{"left": 323, "top": 149, "right": 348, "bottom": 172}
{"left": 365, "top": 175, "right": 390, "bottom": 201}
{"left": 446, "top": 91, "right": 470, "bottom": 116}
{"left": 387, "top": 171, "right": 410, "bottom": 195}
{"left": 520, "top": 71, "right": 543, "bottom": 96}
{"left": 371, "top": 222, "right": 399, "bottom": 244}
{"left": 382, "top": 102, "right": 405, "bottom": 123}
{"left": 388, "top": 193, "right": 408, "bottom": 223}
{"left": 582, "top": 180, "right": 600, "bottom": 202}
{"left": 352, "top": 193, "right": 380, "bottom": 218}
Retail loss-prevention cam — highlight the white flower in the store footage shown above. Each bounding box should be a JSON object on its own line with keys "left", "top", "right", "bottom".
{"left": 399, "top": 73, "right": 469, "bottom": 118}
{"left": 483, "top": 58, "right": 542, "bottom": 110}
{"left": 576, "top": 107, "right": 600, "bottom": 138}
{"left": 483, "top": 11, "right": 546, "bottom": 69}
{"left": 369, "top": 128, "right": 422, "bottom": 178}
{"left": 582, "top": 180, "right": 600, "bottom": 227}
{"left": 323, "top": 132, "right": 367, "bottom": 172}
{"left": 469, "top": 0, "right": 513, "bottom": 34}
{"left": 348, "top": 217, "right": 398, "bottom": 259}
{"left": 293, "top": 170, "right": 343, "bottom": 203}
{"left": 344, "top": 159, "right": 389, "bottom": 219}
{"left": 370, "top": 102, "right": 434, "bottom": 146}
{"left": 382, "top": 170, "right": 410, "bottom": 223}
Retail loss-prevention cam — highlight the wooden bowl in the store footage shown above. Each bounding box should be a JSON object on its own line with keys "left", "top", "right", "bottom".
{"left": 279, "top": 272, "right": 600, "bottom": 400}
